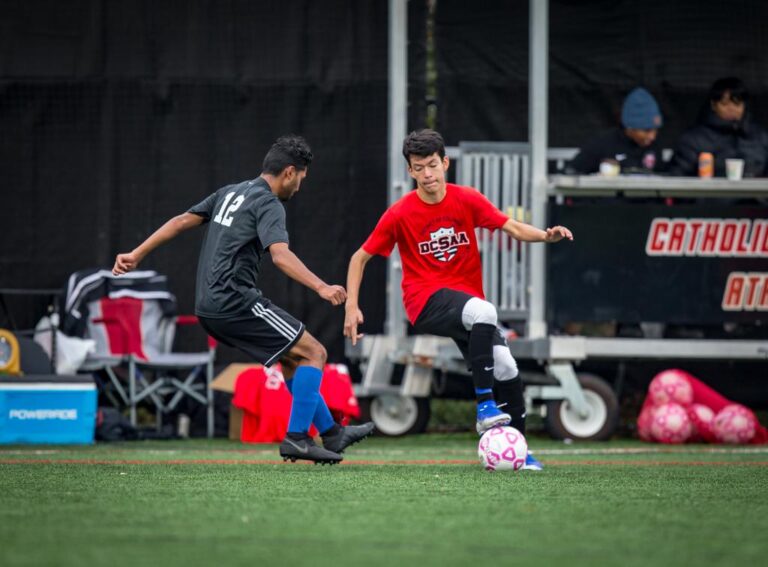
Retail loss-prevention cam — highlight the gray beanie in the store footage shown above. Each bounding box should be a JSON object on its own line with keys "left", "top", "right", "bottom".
{"left": 621, "top": 88, "right": 663, "bottom": 129}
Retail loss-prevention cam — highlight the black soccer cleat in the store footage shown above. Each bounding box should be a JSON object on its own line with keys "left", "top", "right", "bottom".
{"left": 279, "top": 434, "right": 343, "bottom": 465}
{"left": 321, "top": 422, "right": 375, "bottom": 454}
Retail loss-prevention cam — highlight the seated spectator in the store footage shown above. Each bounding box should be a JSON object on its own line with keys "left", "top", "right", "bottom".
{"left": 669, "top": 77, "right": 768, "bottom": 177}
{"left": 567, "top": 87, "right": 664, "bottom": 175}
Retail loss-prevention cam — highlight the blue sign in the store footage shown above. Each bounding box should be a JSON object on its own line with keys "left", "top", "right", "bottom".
{"left": 0, "top": 383, "right": 97, "bottom": 444}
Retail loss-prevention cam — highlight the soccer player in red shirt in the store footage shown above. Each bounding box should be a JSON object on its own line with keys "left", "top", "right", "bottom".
{"left": 344, "top": 129, "right": 572, "bottom": 470}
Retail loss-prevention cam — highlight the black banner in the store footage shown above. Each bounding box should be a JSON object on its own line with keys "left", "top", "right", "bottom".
{"left": 434, "top": 0, "right": 768, "bottom": 149}
{"left": 0, "top": 1, "right": 391, "bottom": 360}
{"left": 547, "top": 201, "right": 768, "bottom": 325}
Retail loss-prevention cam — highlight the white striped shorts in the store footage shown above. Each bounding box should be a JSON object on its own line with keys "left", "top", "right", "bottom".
{"left": 199, "top": 297, "right": 305, "bottom": 367}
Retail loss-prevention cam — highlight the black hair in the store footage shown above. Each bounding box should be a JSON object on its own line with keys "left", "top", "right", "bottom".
{"left": 262, "top": 135, "right": 313, "bottom": 175}
{"left": 709, "top": 77, "right": 749, "bottom": 105}
{"left": 402, "top": 129, "right": 446, "bottom": 164}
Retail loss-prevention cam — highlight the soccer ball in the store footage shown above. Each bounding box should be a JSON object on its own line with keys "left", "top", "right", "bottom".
{"left": 478, "top": 426, "right": 527, "bottom": 472}
{"left": 650, "top": 402, "right": 692, "bottom": 444}
{"left": 713, "top": 404, "right": 757, "bottom": 444}
{"left": 648, "top": 369, "right": 694, "bottom": 406}
{"left": 687, "top": 403, "right": 716, "bottom": 443}
{"left": 636, "top": 405, "right": 655, "bottom": 442}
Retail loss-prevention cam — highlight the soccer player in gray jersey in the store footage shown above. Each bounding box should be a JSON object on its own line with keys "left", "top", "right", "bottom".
{"left": 113, "top": 135, "right": 373, "bottom": 464}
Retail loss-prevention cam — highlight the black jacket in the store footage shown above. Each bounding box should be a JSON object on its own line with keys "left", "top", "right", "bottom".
{"left": 566, "top": 129, "right": 663, "bottom": 174}
{"left": 668, "top": 111, "right": 768, "bottom": 177}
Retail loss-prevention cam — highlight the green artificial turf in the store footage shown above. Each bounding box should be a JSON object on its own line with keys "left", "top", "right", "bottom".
{"left": 1, "top": 436, "right": 767, "bottom": 567}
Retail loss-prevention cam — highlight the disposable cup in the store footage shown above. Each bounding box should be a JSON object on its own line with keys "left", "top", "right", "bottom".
{"left": 725, "top": 158, "right": 744, "bottom": 181}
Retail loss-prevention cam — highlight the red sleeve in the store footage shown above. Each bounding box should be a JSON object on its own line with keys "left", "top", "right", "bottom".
{"left": 465, "top": 187, "right": 508, "bottom": 230}
{"left": 362, "top": 208, "right": 397, "bottom": 257}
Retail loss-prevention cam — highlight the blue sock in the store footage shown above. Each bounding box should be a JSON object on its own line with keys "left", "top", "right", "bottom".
{"left": 285, "top": 372, "right": 336, "bottom": 434}
{"left": 475, "top": 387, "right": 494, "bottom": 406}
{"left": 286, "top": 366, "right": 323, "bottom": 434}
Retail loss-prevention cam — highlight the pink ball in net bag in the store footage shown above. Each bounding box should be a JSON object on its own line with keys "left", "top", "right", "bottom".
{"left": 687, "top": 403, "right": 716, "bottom": 443}
{"left": 648, "top": 369, "right": 694, "bottom": 406}
{"left": 650, "top": 402, "right": 693, "bottom": 444}
{"left": 713, "top": 404, "right": 757, "bottom": 444}
{"left": 637, "top": 406, "right": 655, "bottom": 442}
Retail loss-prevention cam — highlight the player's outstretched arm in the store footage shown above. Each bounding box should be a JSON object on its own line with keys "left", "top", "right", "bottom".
{"left": 112, "top": 212, "right": 204, "bottom": 275}
{"left": 269, "top": 242, "right": 346, "bottom": 306}
{"left": 344, "top": 247, "right": 373, "bottom": 345}
{"left": 501, "top": 218, "right": 573, "bottom": 243}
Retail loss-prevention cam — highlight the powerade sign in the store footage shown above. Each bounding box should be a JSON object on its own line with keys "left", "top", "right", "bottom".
{"left": 0, "top": 383, "right": 96, "bottom": 444}
{"left": 547, "top": 203, "right": 768, "bottom": 325}
{"left": 9, "top": 409, "right": 79, "bottom": 420}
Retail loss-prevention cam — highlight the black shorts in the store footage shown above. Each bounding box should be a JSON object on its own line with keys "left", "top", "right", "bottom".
{"left": 413, "top": 289, "right": 506, "bottom": 365}
{"left": 199, "top": 297, "right": 305, "bottom": 367}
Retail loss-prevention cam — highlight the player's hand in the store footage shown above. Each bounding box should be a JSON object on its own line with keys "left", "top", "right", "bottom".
{"left": 344, "top": 307, "right": 365, "bottom": 345}
{"left": 318, "top": 284, "right": 347, "bottom": 306}
{"left": 544, "top": 225, "right": 573, "bottom": 243}
{"left": 113, "top": 252, "right": 140, "bottom": 275}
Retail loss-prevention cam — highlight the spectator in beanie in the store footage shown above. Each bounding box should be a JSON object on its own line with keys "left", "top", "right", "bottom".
{"left": 668, "top": 77, "right": 768, "bottom": 177}
{"left": 566, "top": 87, "right": 664, "bottom": 175}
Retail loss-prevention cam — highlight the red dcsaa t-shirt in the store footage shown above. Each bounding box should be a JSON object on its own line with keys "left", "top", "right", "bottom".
{"left": 362, "top": 183, "right": 508, "bottom": 323}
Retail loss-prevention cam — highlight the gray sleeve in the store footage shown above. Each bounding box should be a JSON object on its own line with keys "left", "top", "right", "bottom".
{"left": 256, "top": 198, "right": 289, "bottom": 248}
{"left": 187, "top": 190, "right": 220, "bottom": 222}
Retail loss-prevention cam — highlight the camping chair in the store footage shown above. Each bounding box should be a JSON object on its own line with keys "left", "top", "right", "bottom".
{"left": 62, "top": 269, "right": 216, "bottom": 437}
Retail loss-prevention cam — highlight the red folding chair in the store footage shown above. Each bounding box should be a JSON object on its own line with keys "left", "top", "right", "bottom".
{"left": 84, "top": 294, "right": 216, "bottom": 436}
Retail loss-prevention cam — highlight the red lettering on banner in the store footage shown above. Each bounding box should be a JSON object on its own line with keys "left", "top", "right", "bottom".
{"left": 646, "top": 218, "right": 768, "bottom": 257}
{"left": 750, "top": 222, "right": 765, "bottom": 254}
{"left": 685, "top": 221, "right": 704, "bottom": 256}
{"left": 700, "top": 222, "right": 720, "bottom": 254}
{"left": 762, "top": 222, "right": 768, "bottom": 254}
{"left": 719, "top": 222, "right": 737, "bottom": 254}
{"left": 645, "top": 219, "right": 669, "bottom": 255}
{"left": 722, "top": 273, "right": 745, "bottom": 310}
{"left": 759, "top": 279, "right": 768, "bottom": 311}
{"left": 722, "top": 272, "right": 768, "bottom": 311}
{"left": 668, "top": 221, "right": 686, "bottom": 254}
{"left": 744, "top": 274, "right": 762, "bottom": 310}
{"left": 735, "top": 221, "right": 749, "bottom": 255}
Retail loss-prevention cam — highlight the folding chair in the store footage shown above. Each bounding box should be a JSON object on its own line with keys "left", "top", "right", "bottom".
{"left": 62, "top": 269, "right": 216, "bottom": 437}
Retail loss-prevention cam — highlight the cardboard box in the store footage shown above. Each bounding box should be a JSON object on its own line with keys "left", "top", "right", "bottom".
{"left": 210, "top": 363, "right": 261, "bottom": 441}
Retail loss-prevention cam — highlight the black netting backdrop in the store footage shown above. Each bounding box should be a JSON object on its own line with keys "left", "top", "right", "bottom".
{"left": 434, "top": 0, "right": 768, "bottom": 148}
{"left": 407, "top": 0, "right": 429, "bottom": 131}
{"left": 8, "top": 0, "right": 767, "bottom": 359}
{"left": 0, "top": 0, "right": 389, "bottom": 361}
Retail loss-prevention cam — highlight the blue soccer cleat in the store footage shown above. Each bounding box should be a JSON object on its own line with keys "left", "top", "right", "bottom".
{"left": 522, "top": 451, "right": 544, "bottom": 471}
{"left": 476, "top": 401, "right": 511, "bottom": 434}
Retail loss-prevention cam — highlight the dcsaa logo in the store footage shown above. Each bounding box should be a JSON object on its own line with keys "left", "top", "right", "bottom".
{"left": 418, "top": 226, "right": 470, "bottom": 262}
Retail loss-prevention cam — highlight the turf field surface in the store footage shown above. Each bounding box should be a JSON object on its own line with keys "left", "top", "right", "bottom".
{"left": 2, "top": 435, "right": 767, "bottom": 567}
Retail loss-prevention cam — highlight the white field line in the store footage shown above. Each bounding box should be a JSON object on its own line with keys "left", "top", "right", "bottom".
{"left": 2, "top": 446, "right": 767, "bottom": 457}
{"left": 0, "top": 450, "right": 63, "bottom": 455}
{"left": 347, "top": 446, "right": 768, "bottom": 457}
{"left": 535, "top": 446, "right": 768, "bottom": 455}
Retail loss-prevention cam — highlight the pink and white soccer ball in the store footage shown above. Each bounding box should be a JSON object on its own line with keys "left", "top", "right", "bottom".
{"left": 478, "top": 426, "right": 528, "bottom": 471}
{"left": 687, "top": 403, "right": 716, "bottom": 443}
{"left": 648, "top": 369, "right": 694, "bottom": 406}
{"left": 650, "top": 402, "right": 692, "bottom": 444}
{"left": 636, "top": 406, "right": 655, "bottom": 442}
{"left": 713, "top": 404, "right": 757, "bottom": 444}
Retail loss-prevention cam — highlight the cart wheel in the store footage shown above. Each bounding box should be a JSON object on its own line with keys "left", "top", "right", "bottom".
{"left": 545, "top": 373, "right": 619, "bottom": 441}
{"left": 360, "top": 395, "right": 431, "bottom": 437}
